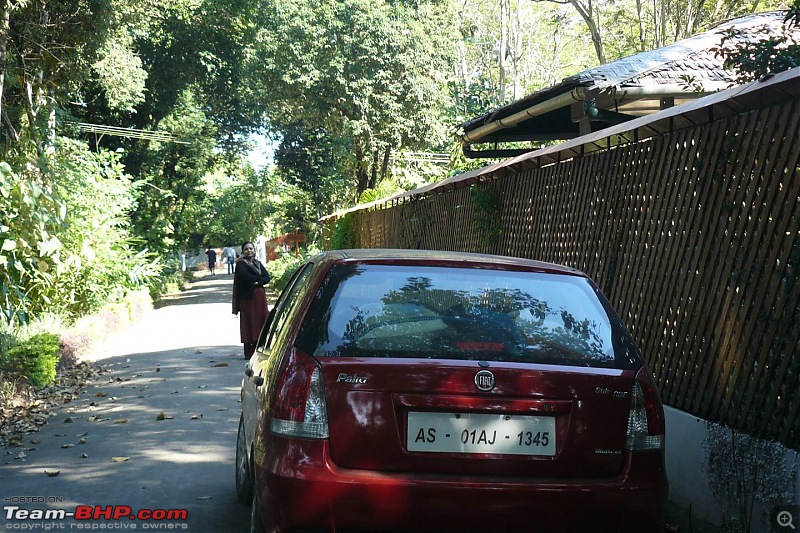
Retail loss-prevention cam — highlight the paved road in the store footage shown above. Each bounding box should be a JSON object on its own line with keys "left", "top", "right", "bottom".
{"left": 1, "top": 273, "right": 252, "bottom": 533}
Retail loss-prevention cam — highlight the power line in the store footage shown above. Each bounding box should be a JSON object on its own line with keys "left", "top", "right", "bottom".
{"left": 67, "top": 122, "right": 190, "bottom": 144}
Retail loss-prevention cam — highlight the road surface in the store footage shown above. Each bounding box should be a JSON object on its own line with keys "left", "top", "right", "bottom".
{"left": 1, "top": 273, "right": 252, "bottom": 533}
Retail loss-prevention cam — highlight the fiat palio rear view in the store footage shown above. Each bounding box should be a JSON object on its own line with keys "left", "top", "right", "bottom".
{"left": 236, "top": 249, "right": 667, "bottom": 533}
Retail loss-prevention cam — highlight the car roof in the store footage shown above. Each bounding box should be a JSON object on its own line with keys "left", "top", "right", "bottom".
{"left": 314, "top": 249, "right": 586, "bottom": 277}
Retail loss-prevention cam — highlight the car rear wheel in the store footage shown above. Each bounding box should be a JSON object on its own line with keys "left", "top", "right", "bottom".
{"left": 235, "top": 415, "right": 253, "bottom": 504}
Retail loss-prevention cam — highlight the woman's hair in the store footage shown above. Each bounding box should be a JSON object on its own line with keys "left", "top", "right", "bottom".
{"left": 241, "top": 241, "right": 254, "bottom": 249}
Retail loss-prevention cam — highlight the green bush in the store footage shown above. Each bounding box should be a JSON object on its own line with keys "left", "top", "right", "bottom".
{"left": 266, "top": 246, "right": 320, "bottom": 292}
{"left": 1, "top": 333, "right": 61, "bottom": 388}
{"left": 329, "top": 213, "right": 357, "bottom": 250}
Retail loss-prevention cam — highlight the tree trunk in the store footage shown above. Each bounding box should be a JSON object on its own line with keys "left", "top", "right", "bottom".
{"left": 569, "top": 0, "right": 606, "bottom": 65}
{"left": 368, "top": 149, "right": 379, "bottom": 190}
{"left": 0, "top": 0, "right": 10, "bottom": 128}
{"left": 380, "top": 145, "right": 391, "bottom": 181}
{"left": 499, "top": 0, "right": 508, "bottom": 101}
{"left": 355, "top": 144, "right": 369, "bottom": 197}
{"left": 636, "top": 0, "right": 646, "bottom": 51}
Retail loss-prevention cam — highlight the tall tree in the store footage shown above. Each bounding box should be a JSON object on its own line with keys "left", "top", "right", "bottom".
{"left": 253, "top": 0, "right": 456, "bottom": 197}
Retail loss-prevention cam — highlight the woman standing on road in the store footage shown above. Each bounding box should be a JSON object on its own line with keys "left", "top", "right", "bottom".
{"left": 232, "top": 241, "right": 271, "bottom": 359}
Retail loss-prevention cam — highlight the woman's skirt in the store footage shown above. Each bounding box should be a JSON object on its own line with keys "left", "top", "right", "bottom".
{"left": 239, "top": 286, "right": 268, "bottom": 344}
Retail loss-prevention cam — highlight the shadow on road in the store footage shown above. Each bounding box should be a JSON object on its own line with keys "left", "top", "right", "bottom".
{"left": 1, "top": 272, "right": 252, "bottom": 533}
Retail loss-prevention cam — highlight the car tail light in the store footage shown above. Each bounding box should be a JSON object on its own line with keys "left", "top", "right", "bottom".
{"left": 270, "top": 351, "right": 329, "bottom": 439}
{"left": 625, "top": 380, "right": 665, "bottom": 451}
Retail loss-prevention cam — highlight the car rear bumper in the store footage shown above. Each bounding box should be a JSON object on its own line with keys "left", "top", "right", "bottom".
{"left": 253, "top": 438, "right": 667, "bottom": 533}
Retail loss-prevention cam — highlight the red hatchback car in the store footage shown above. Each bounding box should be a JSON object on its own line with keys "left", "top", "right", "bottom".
{"left": 236, "top": 249, "right": 667, "bottom": 532}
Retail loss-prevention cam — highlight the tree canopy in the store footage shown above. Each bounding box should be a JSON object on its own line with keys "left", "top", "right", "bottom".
{"left": 0, "top": 0, "right": 796, "bottom": 331}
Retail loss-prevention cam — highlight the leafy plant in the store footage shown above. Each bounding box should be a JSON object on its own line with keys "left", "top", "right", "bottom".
{"left": 1, "top": 333, "right": 61, "bottom": 388}
{"left": 705, "top": 423, "right": 799, "bottom": 532}
{"left": 712, "top": 2, "right": 800, "bottom": 84}
{"left": 265, "top": 246, "right": 320, "bottom": 292}
{"left": 329, "top": 213, "right": 358, "bottom": 250}
{"left": 470, "top": 184, "right": 503, "bottom": 246}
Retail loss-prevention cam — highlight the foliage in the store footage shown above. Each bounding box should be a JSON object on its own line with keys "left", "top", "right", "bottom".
{"left": 470, "top": 184, "right": 503, "bottom": 245}
{"left": 125, "top": 91, "right": 220, "bottom": 257}
{"left": 329, "top": 213, "right": 359, "bottom": 251}
{"left": 713, "top": 1, "right": 800, "bottom": 84}
{"left": 274, "top": 125, "right": 357, "bottom": 216}
{"left": 253, "top": 0, "right": 456, "bottom": 196}
{"left": 0, "top": 139, "right": 158, "bottom": 328}
{"left": 48, "top": 139, "right": 159, "bottom": 315}
{"left": 0, "top": 161, "right": 65, "bottom": 326}
{"left": 1, "top": 333, "right": 60, "bottom": 388}
{"left": 705, "top": 423, "right": 799, "bottom": 532}
{"left": 265, "top": 245, "right": 320, "bottom": 292}
{"left": 358, "top": 180, "right": 403, "bottom": 204}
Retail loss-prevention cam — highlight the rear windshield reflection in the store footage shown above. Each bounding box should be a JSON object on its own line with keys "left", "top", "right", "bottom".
{"left": 298, "top": 264, "right": 629, "bottom": 368}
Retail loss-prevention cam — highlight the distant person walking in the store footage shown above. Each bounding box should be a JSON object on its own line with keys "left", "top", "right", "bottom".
{"left": 205, "top": 247, "right": 218, "bottom": 275}
{"left": 232, "top": 241, "right": 270, "bottom": 359}
{"left": 223, "top": 244, "right": 236, "bottom": 275}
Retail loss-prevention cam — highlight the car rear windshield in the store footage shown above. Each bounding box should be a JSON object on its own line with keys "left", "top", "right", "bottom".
{"left": 297, "top": 263, "right": 636, "bottom": 369}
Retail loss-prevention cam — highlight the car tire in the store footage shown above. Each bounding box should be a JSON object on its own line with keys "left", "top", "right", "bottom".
{"left": 250, "top": 493, "right": 264, "bottom": 533}
{"left": 235, "top": 415, "right": 253, "bottom": 505}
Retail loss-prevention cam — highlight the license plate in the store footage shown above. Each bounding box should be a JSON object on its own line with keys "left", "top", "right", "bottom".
{"left": 407, "top": 412, "right": 556, "bottom": 456}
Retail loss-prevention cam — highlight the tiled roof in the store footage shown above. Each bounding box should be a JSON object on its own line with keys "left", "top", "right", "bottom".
{"left": 572, "top": 11, "right": 789, "bottom": 88}
{"left": 462, "top": 10, "right": 795, "bottom": 131}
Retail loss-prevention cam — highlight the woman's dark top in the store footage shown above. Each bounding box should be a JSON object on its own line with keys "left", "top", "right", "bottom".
{"left": 232, "top": 259, "right": 271, "bottom": 314}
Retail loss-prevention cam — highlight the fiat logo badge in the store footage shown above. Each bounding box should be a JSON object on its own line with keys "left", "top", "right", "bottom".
{"left": 474, "top": 370, "right": 495, "bottom": 391}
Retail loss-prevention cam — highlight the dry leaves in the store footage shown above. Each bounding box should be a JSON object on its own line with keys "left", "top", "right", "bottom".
{"left": 112, "top": 456, "right": 130, "bottom": 462}
{"left": 0, "top": 363, "right": 103, "bottom": 448}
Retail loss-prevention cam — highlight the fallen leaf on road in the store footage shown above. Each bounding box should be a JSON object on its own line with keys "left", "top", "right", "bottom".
{"left": 112, "top": 457, "right": 129, "bottom": 462}
{"left": 61, "top": 443, "right": 74, "bottom": 449}
{"left": 212, "top": 363, "right": 228, "bottom": 367}
{"left": 64, "top": 417, "right": 74, "bottom": 423}
{"left": 79, "top": 437, "right": 87, "bottom": 445}
{"left": 190, "top": 414, "right": 203, "bottom": 420}
{"left": 197, "top": 496, "right": 212, "bottom": 500}
{"left": 94, "top": 393, "right": 107, "bottom": 397}
{"left": 15, "top": 451, "right": 26, "bottom": 459}
{"left": 81, "top": 453, "right": 88, "bottom": 459}
{"left": 216, "top": 408, "right": 229, "bottom": 412}
{"left": 113, "top": 419, "right": 129, "bottom": 424}
{"left": 156, "top": 412, "right": 174, "bottom": 421}
{"left": 44, "top": 470, "right": 60, "bottom": 477}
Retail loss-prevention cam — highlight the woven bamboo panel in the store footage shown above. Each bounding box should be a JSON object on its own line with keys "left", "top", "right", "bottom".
{"left": 336, "top": 96, "right": 800, "bottom": 449}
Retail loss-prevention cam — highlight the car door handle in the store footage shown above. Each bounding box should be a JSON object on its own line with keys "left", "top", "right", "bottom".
{"left": 253, "top": 376, "right": 264, "bottom": 386}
